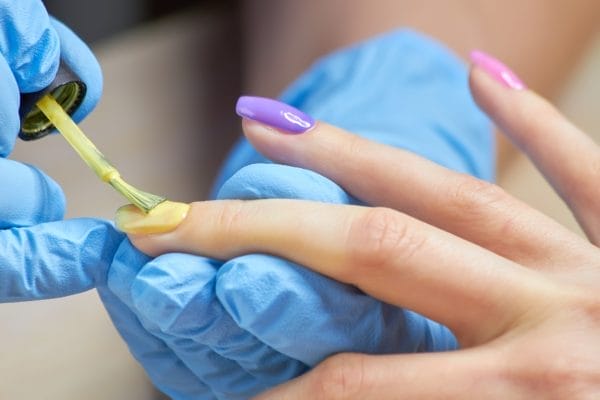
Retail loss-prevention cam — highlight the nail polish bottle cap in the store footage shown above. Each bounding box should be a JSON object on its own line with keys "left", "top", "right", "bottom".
{"left": 19, "top": 59, "right": 87, "bottom": 140}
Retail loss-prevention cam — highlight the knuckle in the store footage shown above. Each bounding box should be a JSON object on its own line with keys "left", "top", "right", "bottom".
{"left": 505, "top": 295, "right": 600, "bottom": 399}
{"left": 311, "top": 354, "right": 368, "bottom": 400}
{"left": 446, "top": 176, "right": 512, "bottom": 223}
{"left": 528, "top": 356, "right": 600, "bottom": 399}
{"left": 449, "top": 176, "right": 509, "bottom": 212}
{"left": 342, "top": 134, "right": 368, "bottom": 161}
{"left": 214, "top": 200, "right": 246, "bottom": 236}
{"left": 347, "top": 208, "right": 424, "bottom": 274}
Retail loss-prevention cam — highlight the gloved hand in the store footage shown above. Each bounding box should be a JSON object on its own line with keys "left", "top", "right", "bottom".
{"left": 106, "top": 30, "right": 492, "bottom": 399}
{"left": 0, "top": 0, "right": 121, "bottom": 301}
{"left": 0, "top": 3, "right": 136, "bottom": 392}
{"left": 0, "top": 0, "right": 102, "bottom": 155}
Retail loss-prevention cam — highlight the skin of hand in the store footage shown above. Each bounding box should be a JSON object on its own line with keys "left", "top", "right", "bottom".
{"left": 118, "top": 62, "right": 600, "bottom": 398}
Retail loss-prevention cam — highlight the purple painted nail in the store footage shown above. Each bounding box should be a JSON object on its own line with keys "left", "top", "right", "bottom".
{"left": 236, "top": 96, "right": 315, "bottom": 133}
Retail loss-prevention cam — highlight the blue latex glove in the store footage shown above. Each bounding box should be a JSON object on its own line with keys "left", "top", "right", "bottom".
{"left": 0, "top": 0, "right": 122, "bottom": 300}
{"left": 0, "top": 0, "right": 102, "bottom": 224}
{"left": 106, "top": 30, "right": 491, "bottom": 399}
{"left": 0, "top": 0, "right": 102, "bottom": 155}
{"left": 0, "top": 0, "right": 125, "bottom": 360}
{"left": 0, "top": 0, "right": 120, "bottom": 300}
{"left": 0, "top": 3, "right": 139, "bottom": 390}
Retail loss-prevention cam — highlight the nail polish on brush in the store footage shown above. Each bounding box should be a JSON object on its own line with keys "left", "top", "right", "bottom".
{"left": 236, "top": 96, "right": 315, "bottom": 133}
{"left": 470, "top": 50, "right": 526, "bottom": 90}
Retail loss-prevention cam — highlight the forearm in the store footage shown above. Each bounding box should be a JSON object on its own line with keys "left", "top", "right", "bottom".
{"left": 242, "top": 0, "right": 599, "bottom": 97}
{"left": 241, "top": 0, "right": 600, "bottom": 171}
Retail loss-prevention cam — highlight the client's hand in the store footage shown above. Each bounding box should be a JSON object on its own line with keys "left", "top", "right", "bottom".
{"left": 105, "top": 30, "right": 482, "bottom": 399}
{"left": 120, "top": 57, "right": 600, "bottom": 399}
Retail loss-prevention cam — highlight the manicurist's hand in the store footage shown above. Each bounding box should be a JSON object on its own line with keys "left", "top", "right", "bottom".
{"left": 0, "top": 0, "right": 121, "bottom": 303}
{"left": 0, "top": 0, "right": 102, "bottom": 154}
{"left": 117, "top": 51, "right": 600, "bottom": 399}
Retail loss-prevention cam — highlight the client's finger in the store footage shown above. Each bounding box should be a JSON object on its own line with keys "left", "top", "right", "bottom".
{"left": 122, "top": 200, "right": 558, "bottom": 345}
{"left": 254, "top": 351, "right": 506, "bottom": 400}
{"left": 469, "top": 56, "right": 600, "bottom": 243}
{"left": 238, "top": 113, "right": 586, "bottom": 271}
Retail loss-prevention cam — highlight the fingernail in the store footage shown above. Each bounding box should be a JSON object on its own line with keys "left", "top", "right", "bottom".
{"left": 115, "top": 201, "right": 190, "bottom": 234}
{"left": 470, "top": 50, "right": 526, "bottom": 90}
{"left": 236, "top": 96, "right": 315, "bottom": 133}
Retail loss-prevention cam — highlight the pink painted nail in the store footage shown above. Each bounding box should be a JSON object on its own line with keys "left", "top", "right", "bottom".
{"left": 470, "top": 50, "right": 526, "bottom": 90}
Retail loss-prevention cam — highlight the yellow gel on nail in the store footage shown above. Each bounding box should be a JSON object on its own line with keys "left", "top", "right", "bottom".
{"left": 115, "top": 201, "right": 190, "bottom": 234}
{"left": 35, "top": 94, "right": 166, "bottom": 213}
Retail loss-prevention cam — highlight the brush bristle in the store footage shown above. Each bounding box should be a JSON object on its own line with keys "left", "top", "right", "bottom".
{"left": 109, "top": 177, "right": 166, "bottom": 213}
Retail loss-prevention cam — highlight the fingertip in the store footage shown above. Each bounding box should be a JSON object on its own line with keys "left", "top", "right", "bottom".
{"left": 115, "top": 201, "right": 190, "bottom": 236}
{"left": 32, "top": 164, "right": 66, "bottom": 222}
{"left": 240, "top": 118, "right": 320, "bottom": 167}
{"left": 467, "top": 66, "right": 519, "bottom": 126}
{"left": 240, "top": 118, "right": 279, "bottom": 145}
{"left": 0, "top": 124, "right": 18, "bottom": 158}
{"left": 116, "top": 201, "right": 203, "bottom": 258}
{"left": 468, "top": 66, "right": 495, "bottom": 109}
{"left": 468, "top": 64, "right": 556, "bottom": 135}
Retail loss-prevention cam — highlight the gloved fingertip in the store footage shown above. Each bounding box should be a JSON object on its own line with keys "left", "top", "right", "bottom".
{"left": 35, "top": 165, "right": 66, "bottom": 222}
{"left": 0, "top": 160, "right": 66, "bottom": 228}
{"left": 129, "top": 254, "right": 219, "bottom": 335}
{"left": 24, "top": 162, "right": 66, "bottom": 223}
{"left": 49, "top": 17, "right": 103, "bottom": 122}
{"left": 0, "top": 136, "right": 16, "bottom": 158}
{"left": 11, "top": 15, "right": 60, "bottom": 93}
{"left": 108, "top": 239, "right": 152, "bottom": 306}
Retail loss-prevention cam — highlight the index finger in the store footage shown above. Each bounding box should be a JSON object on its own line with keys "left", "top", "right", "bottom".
{"left": 122, "top": 200, "right": 560, "bottom": 345}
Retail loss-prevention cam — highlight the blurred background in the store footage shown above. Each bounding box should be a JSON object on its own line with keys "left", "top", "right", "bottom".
{"left": 2, "top": 0, "right": 600, "bottom": 398}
